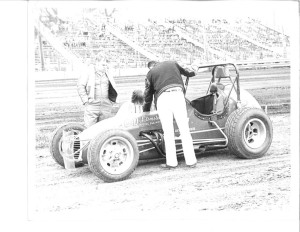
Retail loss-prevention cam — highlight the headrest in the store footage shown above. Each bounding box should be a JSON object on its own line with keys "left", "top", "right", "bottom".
{"left": 214, "top": 66, "right": 230, "bottom": 79}
{"left": 210, "top": 83, "right": 218, "bottom": 93}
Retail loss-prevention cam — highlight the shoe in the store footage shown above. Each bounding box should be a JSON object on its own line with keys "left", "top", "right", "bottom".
{"left": 186, "top": 163, "right": 197, "bottom": 168}
{"left": 160, "top": 164, "right": 177, "bottom": 169}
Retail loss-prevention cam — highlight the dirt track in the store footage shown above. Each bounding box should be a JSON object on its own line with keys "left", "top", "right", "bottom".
{"left": 33, "top": 114, "right": 290, "bottom": 219}
{"left": 32, "top": 68, "right": 291, "bottom": 219}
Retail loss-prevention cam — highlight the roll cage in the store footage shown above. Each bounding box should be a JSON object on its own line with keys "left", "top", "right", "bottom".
{"left": 185, "top": 62, "right": 241, "bottom": 104}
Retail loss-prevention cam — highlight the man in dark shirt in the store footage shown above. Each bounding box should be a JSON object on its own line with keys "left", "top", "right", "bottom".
{"left": 143, "top": 61, "right": 198, "bottom": 169}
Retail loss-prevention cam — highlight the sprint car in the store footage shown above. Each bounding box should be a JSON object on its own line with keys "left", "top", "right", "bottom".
{"left": 50, "top": 63, "right": 273, "bottom": 182}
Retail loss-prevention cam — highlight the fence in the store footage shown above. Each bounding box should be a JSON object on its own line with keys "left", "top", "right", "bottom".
{"left": 34, "top": 59, "right": 290, "bottom": 81}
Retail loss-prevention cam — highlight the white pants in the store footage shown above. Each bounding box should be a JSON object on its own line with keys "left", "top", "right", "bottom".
{"left": 157, "top": 90, "right": 197, "bottom": 166}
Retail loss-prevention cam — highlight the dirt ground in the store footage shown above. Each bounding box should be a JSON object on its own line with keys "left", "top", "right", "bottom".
{"left": 31, "top": 67, "right": 294, "bottom": 222}
{"left": 32, "top": 113, "right": 291, "bottom": 220}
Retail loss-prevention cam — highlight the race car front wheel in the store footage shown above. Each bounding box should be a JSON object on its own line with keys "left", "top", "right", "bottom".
{"left": 225, "top": 107, "right": 273, "bottom": 159}
{"left": 88, "top": 129, "right": 139, "bottom": 182}
{"left": 50, "top": 123, "right": 86, "bottom": 168}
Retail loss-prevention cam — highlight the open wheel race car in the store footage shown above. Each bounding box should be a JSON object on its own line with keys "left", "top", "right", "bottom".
{"left": 50, "top": 63, "right": 273, "bottom": 183}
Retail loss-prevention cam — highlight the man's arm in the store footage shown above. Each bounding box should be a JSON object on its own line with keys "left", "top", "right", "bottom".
{"left": 176, "top": 62, "right": 195, "bottom": 78}
{"left": 143, "top": 77, "right": 154, "bottom": 112}
{"left": 77, "top": 66, "right": 90, "bottom": 105}
{"left": 106, "top": 68, "right": 118, "bottom": 92}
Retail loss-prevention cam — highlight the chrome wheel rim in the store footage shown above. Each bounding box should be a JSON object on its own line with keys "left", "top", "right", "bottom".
{"left": 99, "top": 136, "right": 134, "bottom": 174}
{"left": 243, "top": 118, "right": 266, "bottom": 149}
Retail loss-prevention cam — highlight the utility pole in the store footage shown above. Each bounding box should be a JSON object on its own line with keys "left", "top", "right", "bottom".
{"left": 282, "top": 26, "right": 287, "bottom": 58}
{"left": 37, "top": 26, "right": 45, "bottom": 71}
{"left": 202, "top": 20, "right": 209, "bottom": 62}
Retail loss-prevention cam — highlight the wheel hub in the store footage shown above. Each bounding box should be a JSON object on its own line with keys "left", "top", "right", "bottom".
{"left": 243, "top": 118, "right": 266, "bottom": 149}
{"left": 99, "top": 136, "right": 134, "bottom": 174}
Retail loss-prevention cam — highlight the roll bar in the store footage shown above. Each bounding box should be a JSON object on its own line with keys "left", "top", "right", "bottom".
{"left": 185, "top": 63, "right": 240, "bottom": 102}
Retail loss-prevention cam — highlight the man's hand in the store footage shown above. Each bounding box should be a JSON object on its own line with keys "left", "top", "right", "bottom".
{"left": 84, "top": 98, "right": 93, "bottom": 106}
{"left": 190, "top": 64, "right": 199, "bottom": 72}
{"left": 195, "top": 67, "right": 209, "bottom": 75}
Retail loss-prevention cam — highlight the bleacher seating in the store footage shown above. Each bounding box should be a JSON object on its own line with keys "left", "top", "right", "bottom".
{"left": 34, "top": 11, "right": 290, "bottom": 72}
{"left": 222, "top": 18, "right": 290, "bottom": 49}
{"left": 109, "top": 19, "right": 206, "bottom": 63}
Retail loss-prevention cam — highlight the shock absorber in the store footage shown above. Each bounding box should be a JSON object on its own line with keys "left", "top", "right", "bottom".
{"left": 140, "top": 131, "right": 166, "bottom": 158}
{"left": 152, "top": 131, "right": 165, "bottom": 157}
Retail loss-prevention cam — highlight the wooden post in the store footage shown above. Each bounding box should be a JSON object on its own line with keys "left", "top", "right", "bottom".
{"left": 38, "top": 31, "right": 45, "bottom": 71}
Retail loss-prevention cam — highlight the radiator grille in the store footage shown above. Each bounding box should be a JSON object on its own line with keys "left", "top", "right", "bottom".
{"left": 73, "top": 138, "right": 81, "bottom": 159}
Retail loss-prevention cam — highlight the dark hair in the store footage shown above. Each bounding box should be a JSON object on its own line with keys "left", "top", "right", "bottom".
{"left": 147, "top": 60, "right": 157, "bottom": 69}
{"left": 131, "top": 90, "right": 144, "bottom": 104}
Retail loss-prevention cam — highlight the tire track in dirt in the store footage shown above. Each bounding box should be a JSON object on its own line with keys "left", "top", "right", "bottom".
{"left": 34, "top": 152, "right": 290, "bottom": 215}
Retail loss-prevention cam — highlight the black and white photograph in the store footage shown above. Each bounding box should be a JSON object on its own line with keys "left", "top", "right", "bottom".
{"left": 2, "top": 0, "right": 299, "bottom": 231}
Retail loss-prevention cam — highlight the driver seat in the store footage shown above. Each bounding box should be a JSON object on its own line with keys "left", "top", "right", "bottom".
{"left": 213, "top": 66, "right": 230, "bottom": 91}
{"left": 210, "top": 83, "right": 227, "bottom": 114}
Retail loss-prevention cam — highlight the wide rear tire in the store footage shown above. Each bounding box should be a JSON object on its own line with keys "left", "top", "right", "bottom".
{"left": 88, "top": 129, "right": 139, "bottom": 182}
{"left": 225, "top": 107, "right": 273, "bottom": 159}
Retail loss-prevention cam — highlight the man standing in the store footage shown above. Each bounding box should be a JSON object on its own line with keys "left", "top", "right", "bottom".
{"left": 143, "top": 61, "right": 197, "bottom": 169}
{"left": 77, "top": 56, "right": 118, "bottom": 128}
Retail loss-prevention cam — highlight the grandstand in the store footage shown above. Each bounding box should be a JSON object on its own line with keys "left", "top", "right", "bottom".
{"left": 34, "top": 8, "right": 290, "bottom": 72}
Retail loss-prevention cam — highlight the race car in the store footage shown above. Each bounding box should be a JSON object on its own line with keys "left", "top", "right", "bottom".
{"left": 50, "top": 63, "right": 273, "bottom": 182}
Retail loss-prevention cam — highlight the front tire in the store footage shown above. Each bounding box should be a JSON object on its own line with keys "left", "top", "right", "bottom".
{"left": 50, "top": 123, "right": 86, "bottom": 167}
{"left": 225, "top": 107, "right": 273, "bottom": 159}
{"left": 88, "top": 129, "right": 139, "bottom": 182}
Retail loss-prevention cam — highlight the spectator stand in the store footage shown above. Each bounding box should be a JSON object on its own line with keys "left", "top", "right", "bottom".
{"left": 34, "top": 9, "right": 290, "bottom": 74}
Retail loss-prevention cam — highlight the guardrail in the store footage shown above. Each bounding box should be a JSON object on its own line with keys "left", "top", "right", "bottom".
{"left": 34, "top": 59, "right": 291, "bottom": 81}
{"left": 261, "top": 102, "right": 290, "bottom": 114}
{"left": 236, "top": 59, "right": 290, "bottom": 70}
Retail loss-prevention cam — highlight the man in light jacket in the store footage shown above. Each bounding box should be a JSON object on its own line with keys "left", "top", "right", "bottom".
{"left": 77, "top": 57, "right": 118, "bottom": 128}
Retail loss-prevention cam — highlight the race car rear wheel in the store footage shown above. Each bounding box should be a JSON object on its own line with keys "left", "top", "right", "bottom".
{"left": 225, "top": 107, "right": 273, "bottom": 159}
{"left": 88, "top": 129, "right": 139, "bottom": 182}
{"left": 50, "top": 123, "right": 86, "bottom": 168}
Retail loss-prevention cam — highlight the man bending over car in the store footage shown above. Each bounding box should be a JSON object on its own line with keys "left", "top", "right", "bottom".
{"left": 143, "top": 60, "right": 198, "bottom": 169}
